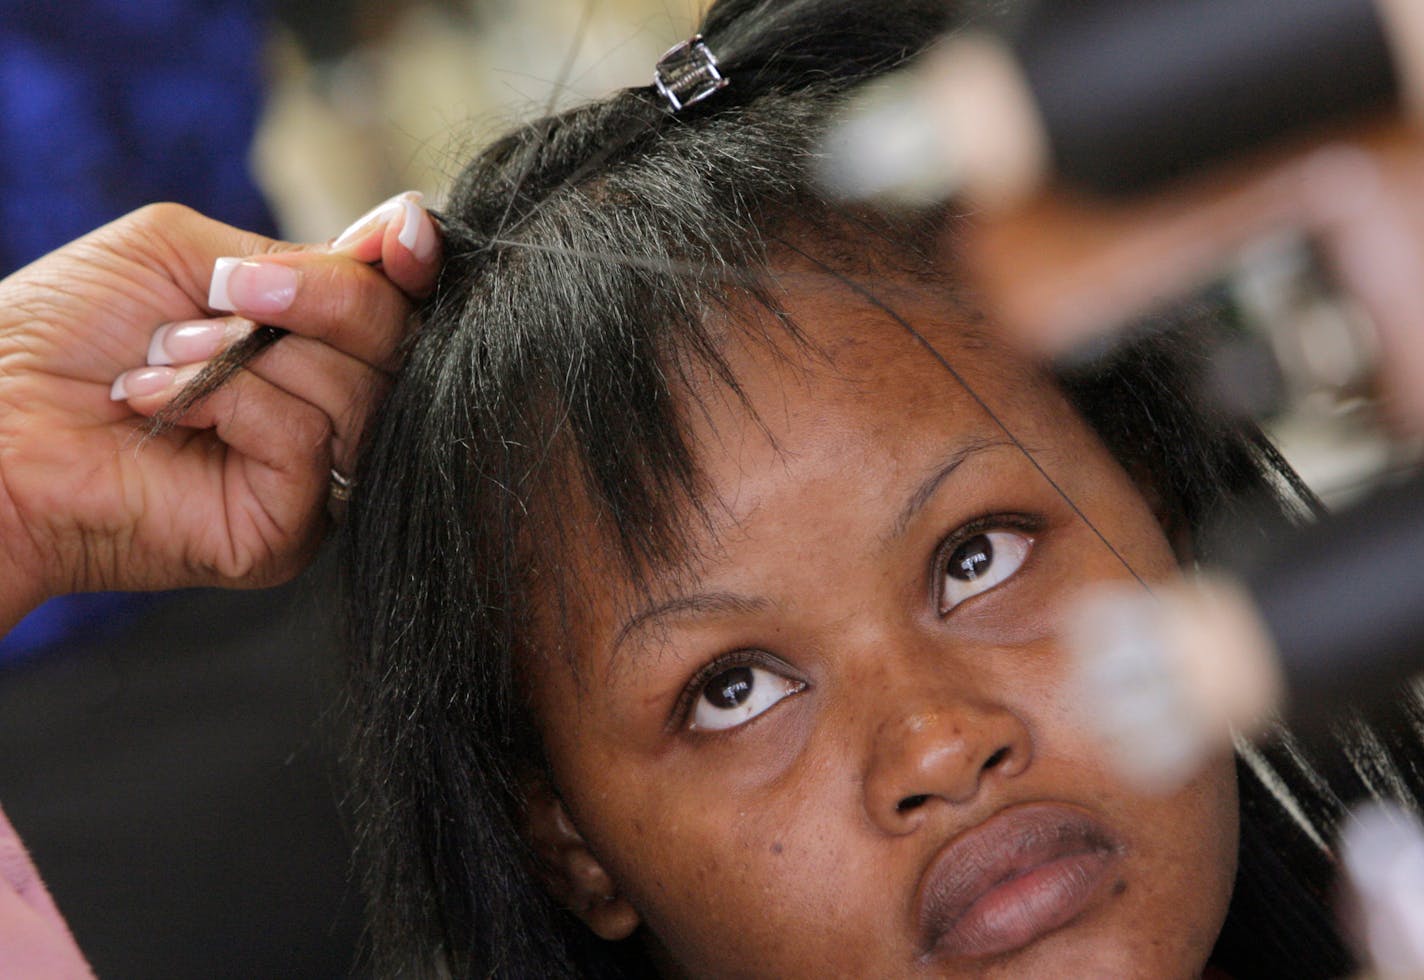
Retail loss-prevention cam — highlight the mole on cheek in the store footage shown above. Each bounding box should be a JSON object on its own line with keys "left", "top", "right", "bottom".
{"left": 771, "top": 842, "right": 784, "bottom": 855}
{"left": 1112, "top": 879, "right": 1128, "bottom": 896}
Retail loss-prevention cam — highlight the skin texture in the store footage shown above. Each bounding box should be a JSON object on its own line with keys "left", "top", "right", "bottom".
{"left": 0, "top": 199, "right": 438, "bottom": 634}
{"left": 524, "top": 268, "right": 1239, "bottom": 977}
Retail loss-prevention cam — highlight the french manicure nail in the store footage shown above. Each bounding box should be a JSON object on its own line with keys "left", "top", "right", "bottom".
{"left": 209, "top": 257, "right": 239, "bottom": 310}
{"left": 147, "top": 320, "right": 241, "bottom": 366}
{"left": 331, "top": 191, "right": 422, "bottom": 251}
{"left": 209, "top": 258, "right": 299, "bottom": 316}
{"left": 397, "top": 194, "right": 438, "bottom": 262}
{"left": 110, "top": 366, "right": 175, "bottom": 401}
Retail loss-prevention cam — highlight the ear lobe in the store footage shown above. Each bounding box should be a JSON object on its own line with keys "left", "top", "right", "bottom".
{"left": 524, "top": 779, "right": 641, "bottom": 941}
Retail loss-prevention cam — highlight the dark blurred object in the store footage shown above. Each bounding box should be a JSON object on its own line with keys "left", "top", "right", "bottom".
{"left": 1009, "top": 0, "right": 1402, "bottom": 198}
{"left": 0, "top": 553, "right": 363, "bottom": 979}
{"left": 824, "top": 0, "right": 1417, "bottom": 210}
{"left": 1234, "top": 467, "right": 1424, "bottom": 735}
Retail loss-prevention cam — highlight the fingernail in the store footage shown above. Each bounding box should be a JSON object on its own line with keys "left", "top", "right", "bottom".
{"left": 209, "top": 258, "right": 299, "bottom": 315}
{"left": 147, "top": 320, "right": 245, "bottom": 366}
{"left": 397, "top": 194, "right": 438, "bottom": 262}
{"left": 330, "top": 191, "right": 421, "bottom": 251}
{"left": 110, "top": 366, "right": 175, "bottom": 401}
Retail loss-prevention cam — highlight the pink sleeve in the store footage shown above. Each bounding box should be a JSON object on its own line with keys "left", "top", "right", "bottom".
{"left": 0, "top": 802, "right": 93, "bottom": 979}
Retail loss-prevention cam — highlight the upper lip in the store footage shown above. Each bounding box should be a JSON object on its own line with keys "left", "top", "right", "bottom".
{"left": 913, "top": 801, "right": 1123, "bottom": 959}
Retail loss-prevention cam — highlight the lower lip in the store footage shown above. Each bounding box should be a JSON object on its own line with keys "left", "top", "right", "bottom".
{"left": 929, "top": 849, "right": 1117, "bottom": 959}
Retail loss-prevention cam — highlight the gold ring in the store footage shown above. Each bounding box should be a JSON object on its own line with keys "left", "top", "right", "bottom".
{"left": 329, "top": 468, "right": 355, "bottom": 503}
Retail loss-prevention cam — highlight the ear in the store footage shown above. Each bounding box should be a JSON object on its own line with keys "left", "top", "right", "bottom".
{"left": 523, "top": 777, "right": 641, "bottom": 941}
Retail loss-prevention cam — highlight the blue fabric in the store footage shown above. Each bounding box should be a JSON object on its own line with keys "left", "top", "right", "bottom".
{"left": 0, "top": 594, "right": 158, "bottom": 666}
{"left": 0, "top": 0, "right": 274, "bottom": 663}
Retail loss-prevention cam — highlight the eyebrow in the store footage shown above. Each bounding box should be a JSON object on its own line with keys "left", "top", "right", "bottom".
{"left": 610, "top": 590, "right": 770, "bottom": 665}
{"left": 889, "top": 436, "right": 1010, "bottom": 541}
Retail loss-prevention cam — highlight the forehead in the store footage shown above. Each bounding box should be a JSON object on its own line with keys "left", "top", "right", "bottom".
{"left": 722, "top": 277, "right": 996, "bottom": 397}
{"left": 682, "top": 272, "right": 1057, "bottom": 497}
{"left": 537, "top": 271, "right": 1097, "bottom": 663}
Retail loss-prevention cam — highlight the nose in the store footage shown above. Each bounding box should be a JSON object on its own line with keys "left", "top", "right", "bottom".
{"left": 863, "top": 698, "right": 1033, "bottom": 834}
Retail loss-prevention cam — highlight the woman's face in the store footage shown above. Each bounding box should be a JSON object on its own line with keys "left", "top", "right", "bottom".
{"left": 524, "top": 274, "right": 1238, "bottom": 977}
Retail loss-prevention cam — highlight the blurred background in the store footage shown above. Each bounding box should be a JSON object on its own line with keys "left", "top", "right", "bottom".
{"left": 0, "top": 2, "right": 693, "bottom": 977}
{"left": 255, "top": 0, "right": 699, "bottom": 240}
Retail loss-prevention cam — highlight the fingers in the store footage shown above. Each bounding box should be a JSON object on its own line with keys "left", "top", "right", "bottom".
{"left": 0, "top": 802, "right": 92, "bottom": 976}
{"left": 102, "top": 191, "right": 444, "bottom": 530}
{"left": 1300, "top": 143, "right": 1424, "bottom": 434}
{"left": 200, "top": 192, "right": 441, "bottom": 370}
{"left": 207, "top": 251, "right": 416, "bottom": 371}
{"left": 962, "top": 119, "right": 1422, "bottom": 355}
{"left": 326, "top": 190, "right": 443, "bottom": 296}
{"left": 214, "top": 333, "right": 389, "bottom": 473}
{"left": 117, "top": 365, "right": 335, "bottom": 542}
{"left": 376, "top": 196, "right": 442, "bottom": 297}
{"left": 114, "top": 190, "right": 441, "bottom": 307}
{"left": 965, "top": 120, "right": 1424, "bottom": 435}
{"left": 963, "top": 149, "right": 1309, "bottom": 353}
{"left": 144, "top": 317, "right": 253, "bottom": 366}
{"left": 116, "top": 330, "right": 387, "bottom": 474}
{"left": 0, "top": 885, "right": 93, "bottom": 980}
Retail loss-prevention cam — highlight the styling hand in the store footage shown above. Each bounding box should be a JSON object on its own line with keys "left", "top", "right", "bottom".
{"left": 0, "top": 193, "right": 441, "bottom": 633}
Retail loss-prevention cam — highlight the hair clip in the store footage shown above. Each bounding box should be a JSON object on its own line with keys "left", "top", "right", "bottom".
{"left": 653, "top": 34, "right": 729, "bottom": 112}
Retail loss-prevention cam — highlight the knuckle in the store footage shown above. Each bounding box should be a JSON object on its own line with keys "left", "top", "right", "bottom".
{"left": 311, "top": 262, "right": 403, "bottom": 342}
{"left": 291, "top": 402, "right": 334, "bottom": 450}
{"left": 311, "top": 263, "right": 366, "bottom": 329}
{"left": 127, "top": 201, "right": 200, "bottom": 236}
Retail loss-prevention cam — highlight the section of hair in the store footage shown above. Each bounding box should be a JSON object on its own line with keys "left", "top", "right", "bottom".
{"left": 144, "top": 326, "right": 287, "bottom": 435}
{"left": 332, "top": 1, "right": 1416, "bottom": 977}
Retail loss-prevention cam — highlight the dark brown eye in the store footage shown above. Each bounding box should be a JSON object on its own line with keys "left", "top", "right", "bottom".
{"left": 705, "top": 666, "right": 753, "bottom": 709}
{"left": 940, "top": 530, "right": 1032, "bottom": 614}
{"left": 949, "top": 534, "right": 994, "bottom": 580}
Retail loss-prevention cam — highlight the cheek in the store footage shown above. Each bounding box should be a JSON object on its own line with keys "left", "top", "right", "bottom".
{"left": 562, "top": 750, "right": 900, "bottom": 976}
{"left": 985, "top": 655, "right": 1240, "bottom": 970}
{"left": 1103, "top": 752, "right": 1241, "bottom": 971}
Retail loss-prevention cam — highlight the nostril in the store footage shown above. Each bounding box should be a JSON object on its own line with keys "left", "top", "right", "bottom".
{"left": 896, "top": 794, "right": 930, "bottom": 813}
{"left": 984, "top": 747, "right": 1009, "bottom": 771}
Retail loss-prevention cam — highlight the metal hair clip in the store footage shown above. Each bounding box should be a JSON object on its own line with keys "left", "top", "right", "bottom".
{"left": 653, "top": 34, "right": 729, "bottom": 112}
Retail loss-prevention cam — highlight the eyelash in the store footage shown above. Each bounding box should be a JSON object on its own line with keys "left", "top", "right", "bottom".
{"left": 931, "top": 512, "right": 1044, "bottom": 614}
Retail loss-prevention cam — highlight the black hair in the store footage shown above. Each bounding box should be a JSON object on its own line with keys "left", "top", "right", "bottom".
{"left": 335, "top": 1, "right": 1419, "bottom": 976}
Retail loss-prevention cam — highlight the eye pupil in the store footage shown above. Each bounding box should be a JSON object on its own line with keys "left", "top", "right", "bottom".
{"left": 951, "top": 534, "right": 993, "bottom": 581}
{"left": 706, "top": 666, "right": 754, "bottom": 709}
